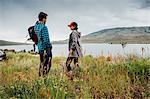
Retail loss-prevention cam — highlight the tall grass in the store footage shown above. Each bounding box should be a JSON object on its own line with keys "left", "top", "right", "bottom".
{"left": 0, "top": 52, "right": 149, "bottom": 98}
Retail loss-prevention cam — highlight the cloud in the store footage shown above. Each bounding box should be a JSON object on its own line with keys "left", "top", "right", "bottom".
{"left": 0, "top": 0, "right": 149, "bottom": 42}
{"left": 136, "top": 0, "right": 150, "bottom": 9}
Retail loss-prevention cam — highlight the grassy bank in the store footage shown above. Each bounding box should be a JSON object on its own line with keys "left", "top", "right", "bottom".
{"left": 0, "top": 52, "right": 149, "bottom": 98}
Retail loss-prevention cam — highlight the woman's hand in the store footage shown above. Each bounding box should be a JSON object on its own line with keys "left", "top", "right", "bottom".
{"left": 69, "top": 49, "right": 73, "bottom": 56}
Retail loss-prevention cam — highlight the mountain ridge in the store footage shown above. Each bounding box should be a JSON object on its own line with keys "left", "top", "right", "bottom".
{"left": 1, "top": 26, "right": 150, "bottom": 45}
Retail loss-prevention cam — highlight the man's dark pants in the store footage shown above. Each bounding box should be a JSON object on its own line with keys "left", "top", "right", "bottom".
{"left": 39, "top": 48, "right": 52, "bottom": 76}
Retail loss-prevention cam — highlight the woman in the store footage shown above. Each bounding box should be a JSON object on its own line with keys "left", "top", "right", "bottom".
{"left": 65, "top": 22, "right": 83, "bottom": 79}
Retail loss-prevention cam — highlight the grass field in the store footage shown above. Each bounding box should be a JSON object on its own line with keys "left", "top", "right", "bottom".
{"left": 0, "top": 52, "right": 149, "bottom": 99}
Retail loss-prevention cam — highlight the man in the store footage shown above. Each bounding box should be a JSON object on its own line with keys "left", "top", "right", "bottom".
{"left": 65, "top": 22, "right": 83, "bottom": 79}
{"left": 34, "top": 12, "right": 52, "bottom": 77}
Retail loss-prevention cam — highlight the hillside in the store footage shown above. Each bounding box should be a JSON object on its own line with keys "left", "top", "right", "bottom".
{"left": 0, "top": 40, "right": 26, "bottom": 46}
{"left": 82, "top": 26, "right": 150, "bottom": 44}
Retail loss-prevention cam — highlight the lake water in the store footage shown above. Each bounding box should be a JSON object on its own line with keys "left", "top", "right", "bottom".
{"left": 0, "top": 44, "right": 150, "bottom": 57}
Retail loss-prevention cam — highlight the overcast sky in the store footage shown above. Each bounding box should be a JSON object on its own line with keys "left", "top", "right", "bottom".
{"left": 0, "top": 0, "right": 150, "bottom": 42}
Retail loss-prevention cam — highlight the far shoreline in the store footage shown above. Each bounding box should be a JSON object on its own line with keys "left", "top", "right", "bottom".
{"left": 1, "top": 42, "right": 150, "bottom": 46}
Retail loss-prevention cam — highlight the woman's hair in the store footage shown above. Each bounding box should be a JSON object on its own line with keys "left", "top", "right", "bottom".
{"left": 38, "top": 12, "right": 48, "bottom": 21}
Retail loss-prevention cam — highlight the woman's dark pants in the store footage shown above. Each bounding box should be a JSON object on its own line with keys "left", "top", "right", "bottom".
{"left": 66, "top": 57, "right": 78, "bottom": 72}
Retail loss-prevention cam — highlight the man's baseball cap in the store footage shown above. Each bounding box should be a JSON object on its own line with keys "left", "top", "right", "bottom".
{"left": 68, "top": 22, "right": 78, "bottom": 27}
